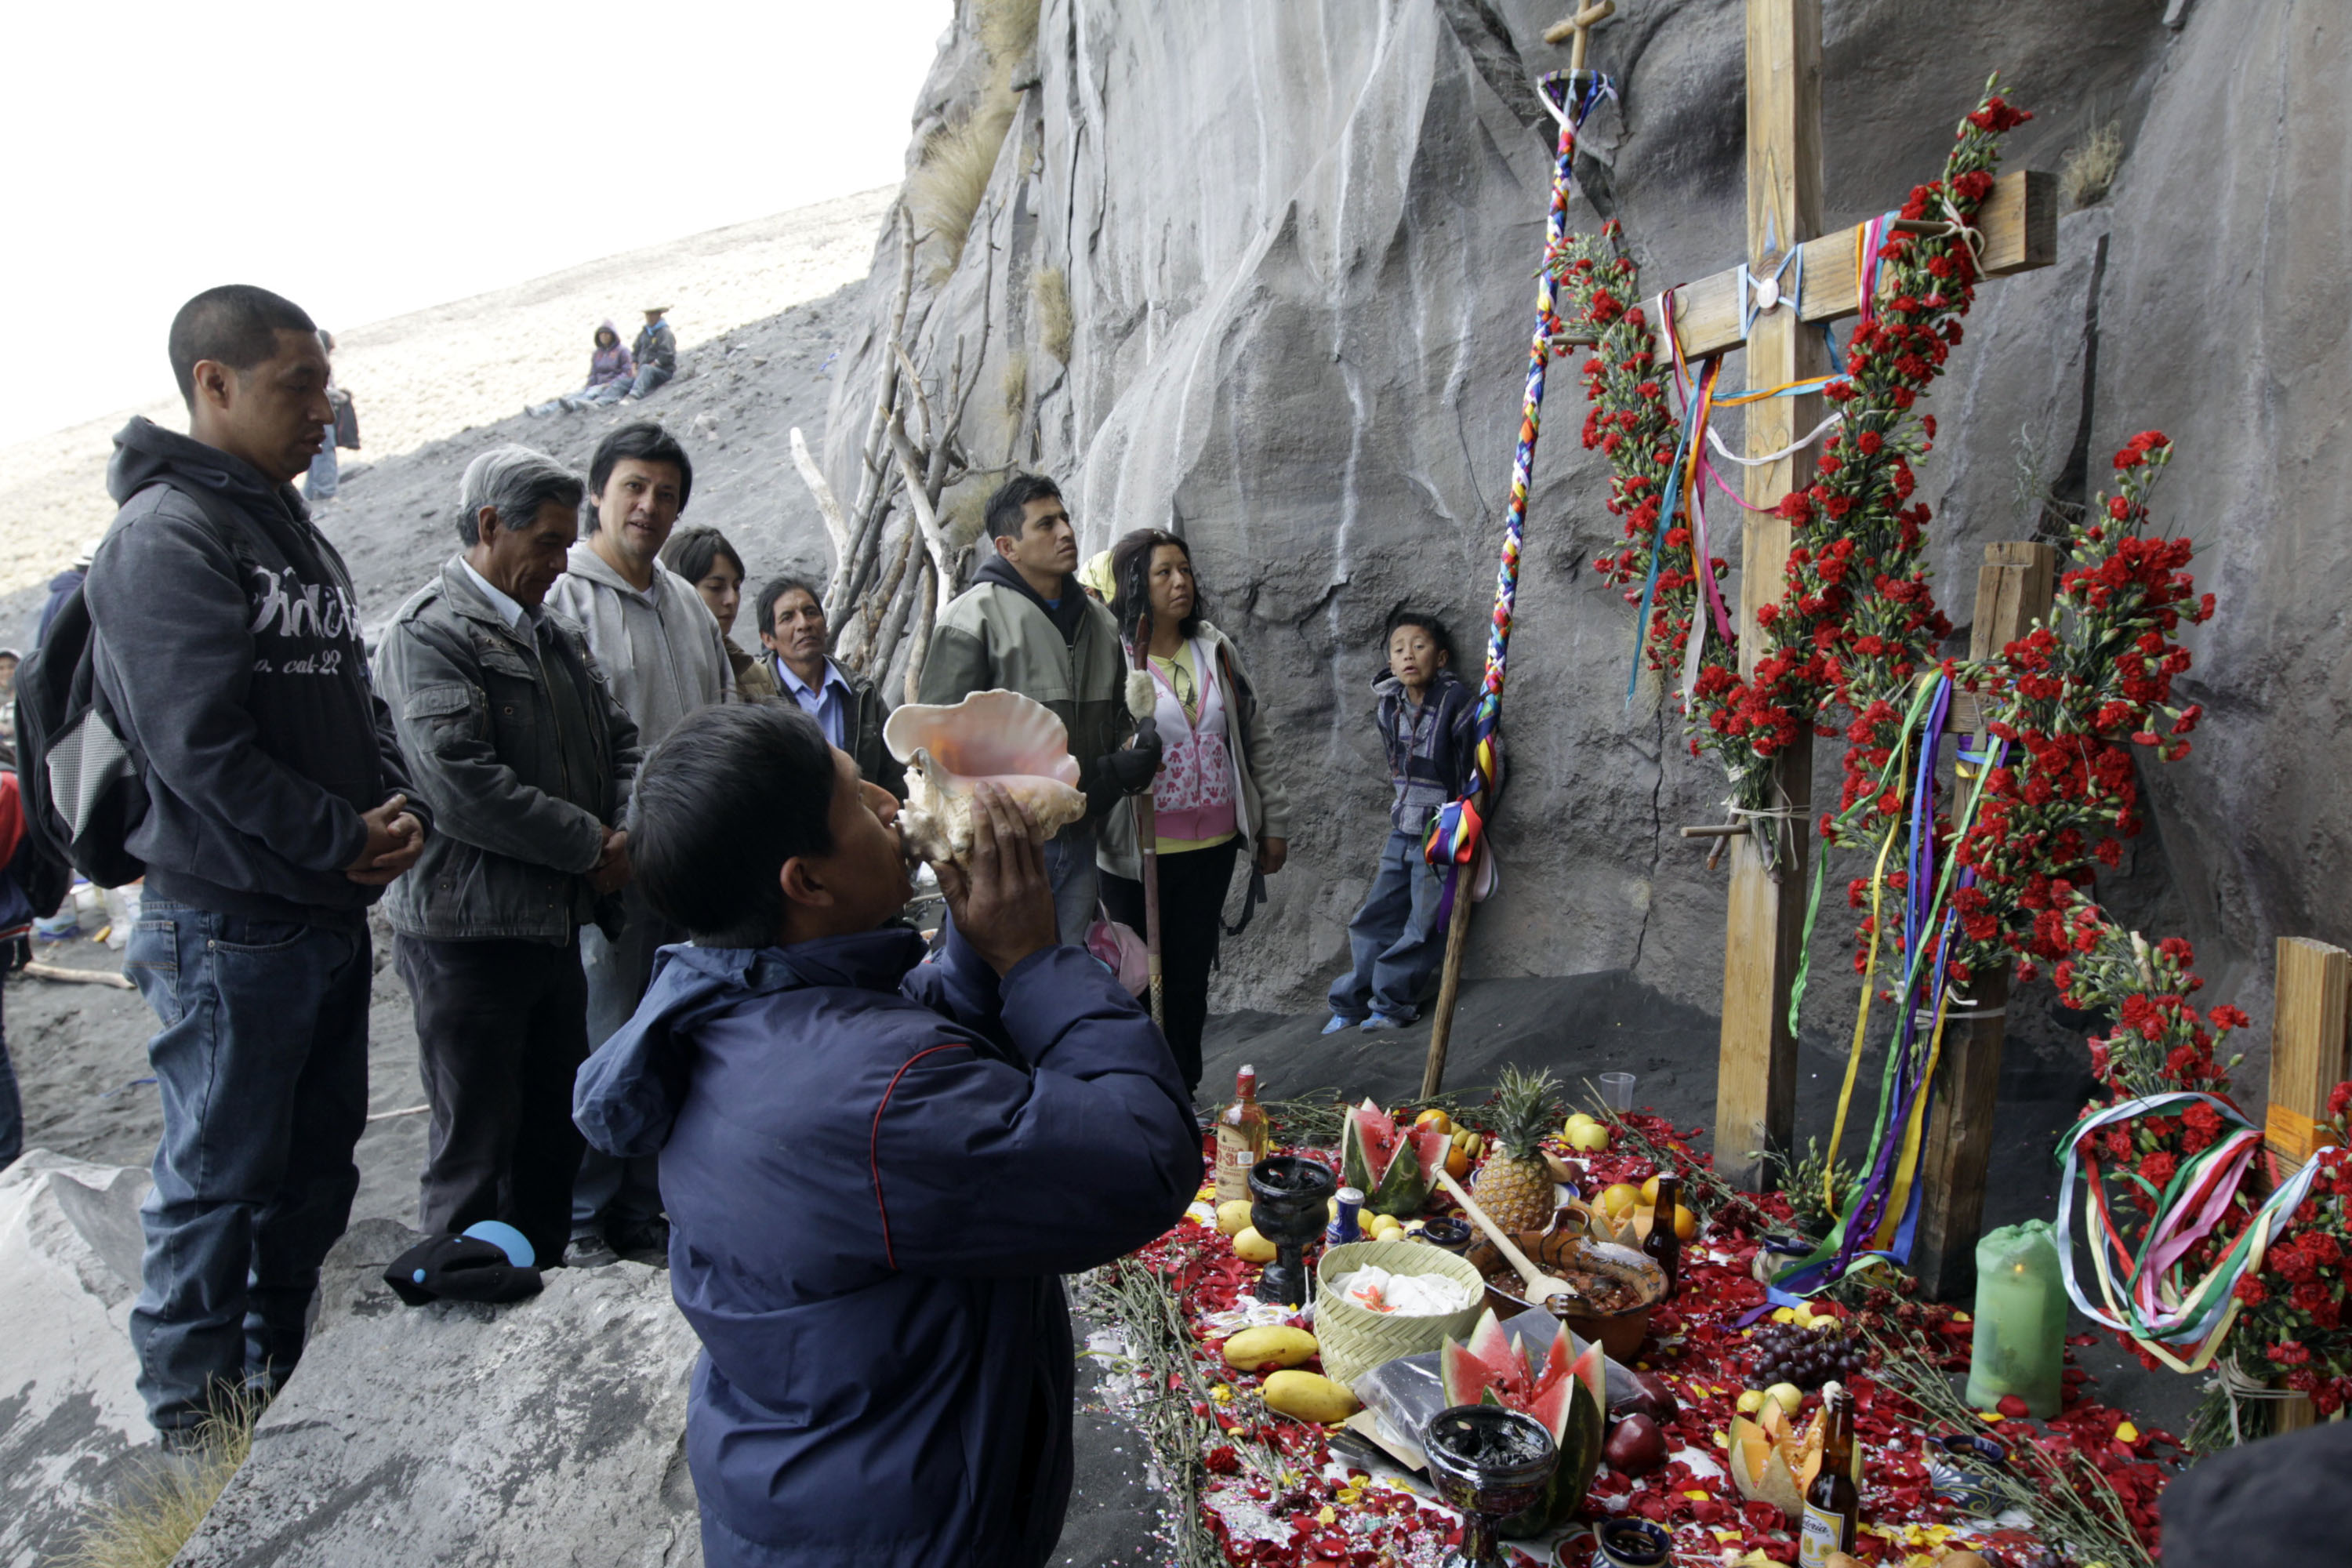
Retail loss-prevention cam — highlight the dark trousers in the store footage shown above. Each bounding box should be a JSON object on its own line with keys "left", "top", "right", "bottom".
{"left": 125, "top": 901, "right": 369, "bottom": 1434}
{"left": 572, "top": 883, "right": 677, "bottom": 1238}
{"left": 394, "top": 932, "right": 590, "bottom": 1270}
{"left": 1102, "top": 837, "right": 1242, "bottom": 1097}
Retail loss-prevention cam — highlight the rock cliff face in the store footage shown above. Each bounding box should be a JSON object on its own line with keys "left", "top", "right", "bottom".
{"left": 822, "top": 0, "right": 2345, "bottom": 1080}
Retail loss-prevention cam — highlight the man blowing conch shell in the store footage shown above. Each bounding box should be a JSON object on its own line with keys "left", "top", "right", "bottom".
{"left": 572, "top": 702, "right": 1200, "bottom": 1566}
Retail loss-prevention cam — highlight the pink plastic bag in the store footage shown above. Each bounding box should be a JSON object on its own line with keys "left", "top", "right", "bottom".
{"left": 1085, "top": 907, "right": 1150, "bottom": 996}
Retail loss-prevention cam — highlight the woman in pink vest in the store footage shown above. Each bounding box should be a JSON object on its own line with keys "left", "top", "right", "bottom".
{"left": 1096, "top": 529, "right": 1290, "bottom": 1093}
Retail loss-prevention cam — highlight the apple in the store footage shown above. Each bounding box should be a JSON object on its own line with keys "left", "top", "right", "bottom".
{"left": 1615, "top": 1370, "right": 1680, "bottom": 1424}
{"left": 1602, "top": 1413, "right": 1668, "bottom": 1475}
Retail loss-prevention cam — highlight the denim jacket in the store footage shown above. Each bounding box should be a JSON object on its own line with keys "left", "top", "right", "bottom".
{"left": 375, "top": 558, "right": 641, "bottom": 943}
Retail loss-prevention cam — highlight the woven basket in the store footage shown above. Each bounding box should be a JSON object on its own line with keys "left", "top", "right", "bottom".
{"left": 1314, "top": 1240, "right": 1489, "bottom": 1391}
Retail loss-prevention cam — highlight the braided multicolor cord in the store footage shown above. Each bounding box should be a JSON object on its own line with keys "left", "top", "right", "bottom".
{"left": 1423, "top": 71, "right": 1613, "bottom": 873}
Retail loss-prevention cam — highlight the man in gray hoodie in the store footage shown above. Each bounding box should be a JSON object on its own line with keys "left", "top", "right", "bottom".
{"left": 89, "top": 285, "right": 427, "bottom": 1445}
{"left": 544, "top": 420, "right": 731, "bottom": 1262}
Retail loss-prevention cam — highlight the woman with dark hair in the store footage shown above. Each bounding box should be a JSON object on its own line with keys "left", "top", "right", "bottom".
{"left": 1096, "top": 528, "right": 1290, "bottom": 1094}
{"left": 660, "top": 526, "right": 781, "bottom": 702}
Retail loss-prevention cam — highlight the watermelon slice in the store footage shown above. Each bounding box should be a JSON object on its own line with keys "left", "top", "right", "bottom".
{"left": 1339, "top": 1102, "right": 1451, "bottom": 1216}
{"left": 1435, "top": 1308, "right": 1608, "bottom": 1534}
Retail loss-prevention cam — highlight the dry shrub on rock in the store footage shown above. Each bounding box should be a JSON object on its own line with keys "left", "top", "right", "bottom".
{"left": 61, "top": 1398, "right": 257, "bottom": 1568}
{"left": 1033, "top": 266, "right": 1073, "bottom": 363}
{"left": 2060, "top": 119, "right": 2123, "bottom": 209}
{"left": 909, "top": 96, "right": 1016, "bottom": 270}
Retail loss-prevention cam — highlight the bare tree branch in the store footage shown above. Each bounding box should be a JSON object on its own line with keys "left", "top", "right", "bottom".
{"left": 788, "top": 426, "right": 851, "bottom": 584}
{"left": 890, "top": 414, "right": 957, "bottom": 623}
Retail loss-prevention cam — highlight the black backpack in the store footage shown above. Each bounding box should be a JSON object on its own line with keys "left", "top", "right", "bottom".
{"left": 15, "top": 480, "right": 256, "bottom": 894}
{"left": 16, "top": 575, "right": 147, "bottom": 893}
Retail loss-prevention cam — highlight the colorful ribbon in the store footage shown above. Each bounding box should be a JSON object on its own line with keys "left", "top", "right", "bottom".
{"left": 2055, "top": 1091, "right": 2333, "bottom": 1372}
{"left": 1423, "top": 69, "right": 1614, "bottom": 877}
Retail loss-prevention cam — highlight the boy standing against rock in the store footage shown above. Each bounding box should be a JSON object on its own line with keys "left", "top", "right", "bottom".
{"left": 546, "top": 421, "right": 731, "bottom": 1264}
{"left": 916, "top": 474, "right": 1156, "bottom": 944}
{"left": 1323, "top": 610, "right": 1484, "bottom": 1033}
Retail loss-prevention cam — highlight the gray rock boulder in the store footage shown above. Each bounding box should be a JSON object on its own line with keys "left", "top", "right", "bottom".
{"left": 819, "top": 0, "right": 2341, "bottom": 1102}
{"left": 0, "top": 1151, "right": 152, "bottom": 1568}
{"left": 172, "top": 1218, "right": 702, "bottom": 1568}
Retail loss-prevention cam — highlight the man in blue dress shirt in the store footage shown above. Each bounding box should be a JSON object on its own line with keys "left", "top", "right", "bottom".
{"left": 750, "top": 576, "right": 904, "bottom": 798}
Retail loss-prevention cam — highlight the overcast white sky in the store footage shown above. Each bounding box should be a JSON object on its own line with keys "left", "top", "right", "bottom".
{"left": 2, "top": 0, "right": 952, "bottom": 446}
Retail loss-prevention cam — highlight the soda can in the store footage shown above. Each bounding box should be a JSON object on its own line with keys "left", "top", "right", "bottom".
{"left": 1326, "top": 1186, "right": 1364, "bottom": 1248}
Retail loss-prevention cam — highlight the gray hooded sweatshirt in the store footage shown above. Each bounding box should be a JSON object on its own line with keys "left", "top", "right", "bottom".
{"left": 544, "top": 541, "right": 734, "bottom": 750}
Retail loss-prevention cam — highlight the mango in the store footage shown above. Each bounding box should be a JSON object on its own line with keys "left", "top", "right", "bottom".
{"left": 1216, "top": 1199, "right": 1254, "bottom": 1237}
{"left": 1261, "top": 1370, "right": 1361, "bottom": 1423}
{"left": 1221, "top": 1325, "right": 1319, "bottom": 1370}
{"left": 1233, "top": 1226, "right": 1278, "bottom": 1263}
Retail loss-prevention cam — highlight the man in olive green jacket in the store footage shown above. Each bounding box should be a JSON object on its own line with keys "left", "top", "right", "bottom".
{"left": 916, "top": 474, "right": 1157, "bottom": 943}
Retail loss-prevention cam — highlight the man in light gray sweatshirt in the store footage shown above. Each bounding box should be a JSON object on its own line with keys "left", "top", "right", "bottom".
{"left": 544, "top": 421, "right": 731, "bottom": 1262}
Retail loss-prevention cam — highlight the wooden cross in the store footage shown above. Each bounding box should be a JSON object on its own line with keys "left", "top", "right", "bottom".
{"left": 1653, "top": 0, "right": 2055, "bottom": 1215}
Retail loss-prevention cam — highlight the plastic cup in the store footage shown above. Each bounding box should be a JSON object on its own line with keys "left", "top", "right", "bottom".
{"left": 1599, "top": 1072, "right": 1635, "bottom": 1112}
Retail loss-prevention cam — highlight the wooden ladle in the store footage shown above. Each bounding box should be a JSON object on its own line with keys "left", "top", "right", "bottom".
{"left": 1436, "top": 1169, "right": 1581, "bottom": 1308}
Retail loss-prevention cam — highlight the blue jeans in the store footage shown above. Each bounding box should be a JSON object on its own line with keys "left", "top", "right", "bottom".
{"left": 304, "top": 427, "right": 338, "bottom": 500}
{"left": 125, "top": 901, "right": 370, "bottom": 1433}
{"left": 1044, "top": 818, "right": 1100, "bottom": 948}
{"left": 630, "top": 364, "right": 673, "bottom": 399}
{"left": 1327, "top": 829, "right": 1447, "bottom": 1023}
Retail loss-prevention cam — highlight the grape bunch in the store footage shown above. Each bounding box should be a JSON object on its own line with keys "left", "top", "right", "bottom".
{"left": 1746, "top": 1322, "right": 1864, "bottom": 1390}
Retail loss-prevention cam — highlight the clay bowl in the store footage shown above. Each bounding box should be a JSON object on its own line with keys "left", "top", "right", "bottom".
{"left": 1464, "top": 1229, "right": 1668, "bottom": 1361}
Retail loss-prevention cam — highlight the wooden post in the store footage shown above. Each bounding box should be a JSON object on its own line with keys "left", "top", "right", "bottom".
{"left": 1421, "top": 881, "right": 1478, "bottom": 1099}
{"left": 1910, "top": 542, "right": 2056, "bottom": 1301}
{"left": 1711, "top": 0, "right": 1824, "bottom": 1191}
{"left": 2264, "top": 936, "right": 2350, "bottom": 1433}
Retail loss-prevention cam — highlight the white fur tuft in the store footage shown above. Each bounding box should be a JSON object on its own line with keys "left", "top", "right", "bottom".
{"left": 1125, "top": 669, "right": 1157, "bottom": 720}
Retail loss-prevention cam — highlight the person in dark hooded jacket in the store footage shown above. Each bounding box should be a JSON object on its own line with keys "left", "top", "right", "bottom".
{"left": 90, "top": 285, "right": 427, "bottom": 1445}
{"left": 573, "top": 702, "right": 1199, "bottom": 1567}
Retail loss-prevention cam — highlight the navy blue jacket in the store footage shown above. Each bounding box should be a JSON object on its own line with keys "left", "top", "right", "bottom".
{"left": 573, "top": 927, "right": 1200, "bottom": 1567}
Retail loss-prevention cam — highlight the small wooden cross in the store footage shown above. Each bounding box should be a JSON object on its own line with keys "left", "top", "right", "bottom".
{"left": 1641, "top": 1, "right": 2058, "bottom": 1207}
{"left": 1543, "top": 2, "right": 1617, "bottom": 74}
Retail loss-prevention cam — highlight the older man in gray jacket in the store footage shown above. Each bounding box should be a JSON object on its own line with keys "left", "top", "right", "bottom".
{"left": 376, "top": 446, "right": 641, "bottom": 1268}
{"left": 544, "top": 420, "right": 730, "bottom": 1261}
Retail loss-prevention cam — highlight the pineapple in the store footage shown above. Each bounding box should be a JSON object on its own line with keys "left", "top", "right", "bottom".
{"left": 1470, "top": 1065, "right": 1560, "bottom": 1234}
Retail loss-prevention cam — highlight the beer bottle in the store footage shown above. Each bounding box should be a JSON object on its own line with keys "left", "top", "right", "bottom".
{"left": 1214, "top": 1065, "right": 1271, "bottom": 1203}
{"left": 1642, "top": 1172, "right": 1682, "bottom": 1294}
{"left": 1797, "top": 1381, "right": 1859, "bottom": 1567}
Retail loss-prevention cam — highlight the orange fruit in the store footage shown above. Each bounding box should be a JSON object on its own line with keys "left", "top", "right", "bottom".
{"left": 1673, "top": 1203, "right": 1697, "bottom": 1242}
{"left": 1640, "top": 1174, "right": 1662, "bottom": 1206}
{"left": 1600, "top": 1182, "right": 1641, "bottom": 1219}
{"left": 1445, "top": 1144, "right": 1472, "bottom": 1180}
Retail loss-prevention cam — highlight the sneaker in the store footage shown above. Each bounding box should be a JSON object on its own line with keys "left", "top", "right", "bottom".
{"left": 1359, "top": 1012, "right": 1413, "bottom": 1033}
{"left": 1321, "top": 1014, "right": 1355, "bottom": 1035}
{"left": 608, "top": 1214, "right": 670, "bottom": 1258}
{"left": 564, "top": 1232, "right": 619, "bottom": 1269}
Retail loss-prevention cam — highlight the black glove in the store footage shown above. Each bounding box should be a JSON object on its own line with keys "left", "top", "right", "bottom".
{"left": 1087, "top": 722, "right": 1163, "bottom": 814}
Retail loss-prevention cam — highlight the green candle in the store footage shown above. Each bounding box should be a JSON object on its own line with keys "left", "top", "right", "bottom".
{"left": 1965, "top": 1220, "right": 2067, "bottom": 1418}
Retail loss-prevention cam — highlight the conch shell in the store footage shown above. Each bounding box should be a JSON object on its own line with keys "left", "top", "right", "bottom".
{"left": 882, "top": 689, "right": 1090, "bottom": 864}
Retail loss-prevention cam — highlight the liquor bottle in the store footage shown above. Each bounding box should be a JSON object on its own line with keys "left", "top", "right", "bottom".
{"left": 1214, "top": 1065, "right": 1271, "bottom": 1203}
{"left": 1642, "top": 1172, "right": 1682, "bottom": 1294}
{"left": 1796, "top": 1381, "right": 1859, "bottom": 1567}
